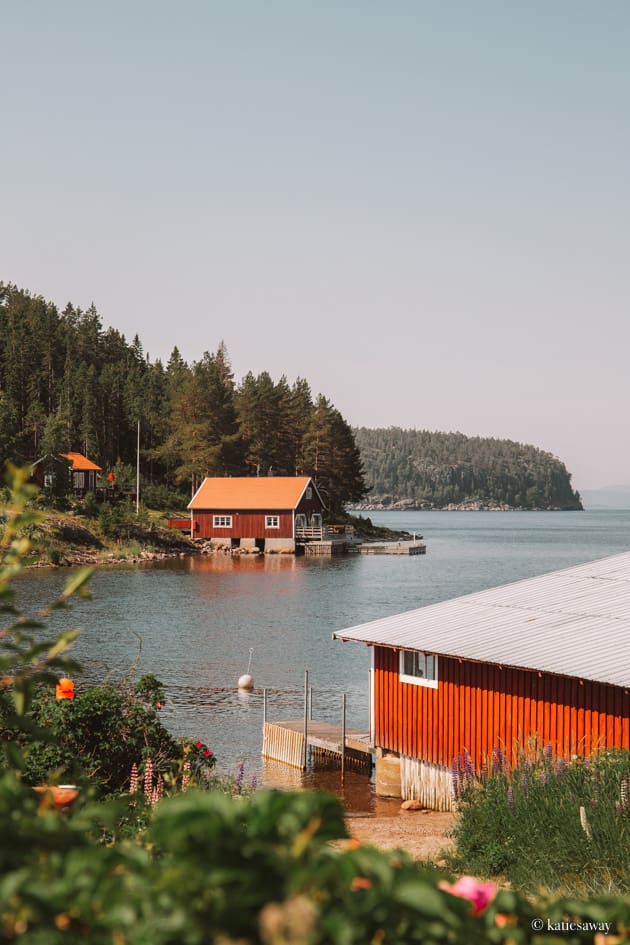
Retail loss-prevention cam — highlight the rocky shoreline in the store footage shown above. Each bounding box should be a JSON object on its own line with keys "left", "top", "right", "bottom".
{"left": 351, "top": 500, "right": 568, "bottom": 512}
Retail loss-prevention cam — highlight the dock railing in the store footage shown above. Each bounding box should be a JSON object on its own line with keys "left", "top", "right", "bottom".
{"left": 295, "top": 524, "right": 355, "bottom": 541}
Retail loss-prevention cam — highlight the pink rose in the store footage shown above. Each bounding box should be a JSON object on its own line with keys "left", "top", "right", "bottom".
{"left": 438, "top": 876, "right": 498, "bottom": 915}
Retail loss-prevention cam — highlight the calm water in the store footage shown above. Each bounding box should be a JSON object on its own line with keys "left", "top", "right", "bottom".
{"left": 15, "top": 510, "right": 630, "bottom": 806}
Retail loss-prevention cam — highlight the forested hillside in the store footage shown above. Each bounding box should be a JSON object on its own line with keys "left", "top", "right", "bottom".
{"left": 354, "top": 427, "right": 582, "bottom": 510}
{"left": 0, "top": 284, "right": 365, "bottom": 514}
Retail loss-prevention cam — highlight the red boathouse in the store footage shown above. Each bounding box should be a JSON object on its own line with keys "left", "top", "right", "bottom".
{"left": 188, "top": 476, "right": 325, "bottom": 553}
{"left": 334, "top": 552, "right": 630, "bottom": 810}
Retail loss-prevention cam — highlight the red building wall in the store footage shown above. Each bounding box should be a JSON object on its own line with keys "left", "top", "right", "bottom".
{"left": 192, "top": 510, "right": 294, "bottom": 540}
{"left": 374, "top": 647, "right": 630, "bottom": 770}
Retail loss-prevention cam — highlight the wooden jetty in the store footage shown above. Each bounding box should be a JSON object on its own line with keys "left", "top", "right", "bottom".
{"left": 360, "top": 542, "right": 426, "bottom": 555}
{"left": 262, "top": 719, "right": 372, "bottom": 771}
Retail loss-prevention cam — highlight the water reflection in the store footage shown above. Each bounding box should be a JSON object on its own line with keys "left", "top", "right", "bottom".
{"left": 12, "top": 510, "right": 630, "bottom": 808}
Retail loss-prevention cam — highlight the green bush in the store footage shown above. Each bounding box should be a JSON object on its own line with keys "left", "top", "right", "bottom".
{"left": 449, "top": 746, "right": 630, "bottom": 896}
{"left": 0, "top": 678, "right": 182, "bottom": 796}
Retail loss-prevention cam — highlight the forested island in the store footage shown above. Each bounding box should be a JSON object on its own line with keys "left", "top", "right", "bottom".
{"left": 0, "top": 283, "right": 581, "bottom": 515}
{"left": 353, "top": 428, "right": 582, "bottom": 511}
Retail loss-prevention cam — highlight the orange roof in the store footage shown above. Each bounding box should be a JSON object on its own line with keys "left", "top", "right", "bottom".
{"left": 59, "top": 452, "right": 102, "bottom": 472}
{"left": 189, "top": 477, "right": 321, "bottom": 511}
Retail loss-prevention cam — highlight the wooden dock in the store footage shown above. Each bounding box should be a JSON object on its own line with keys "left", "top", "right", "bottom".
{"left": 360, "top": 542, "right": 426, "bottom": 555}
{"left": 262, "top": 719, "right": 373, "bottom": 770}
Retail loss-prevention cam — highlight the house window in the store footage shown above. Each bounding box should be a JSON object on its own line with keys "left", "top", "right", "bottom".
{"left": 265, "top": 515, "right": 280, "bottom": 529}
{"left": 44, "top": 474, "right": 53, "bottom": 489}
{"left": 399, "top": 650, "right": 438, "bottom": 688}
{"left": 305, "top": 487, "right": 312, "bottom": 499}
{"left": 213, "top": 515, "right": 233, "bottom": 528}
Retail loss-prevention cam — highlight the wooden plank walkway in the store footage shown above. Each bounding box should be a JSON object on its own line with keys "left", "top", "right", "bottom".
{"left": 359, "top": 542, "right": 426, "bottom": 555}
{"left": 262, "top": 719, "right": 373, "bottom": 769}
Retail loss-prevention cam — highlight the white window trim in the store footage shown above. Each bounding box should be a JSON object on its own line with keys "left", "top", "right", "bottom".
{"left": 399, "top": 650, "right": 439, "bottom": 689}
{"left": 265, "top": 515, "right": 280, "bottom": 529}
{"left": 213, "top": 515, "right": 233, "bottom": 528}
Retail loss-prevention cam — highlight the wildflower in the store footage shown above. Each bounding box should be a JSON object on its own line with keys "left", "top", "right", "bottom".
{"left": 235, "top": 761, "right": 245, "bottom": 794}
{"left": 544, "top": 742, "right": 553, "bottom": 764}
{"left": 143, "top": 758, "right": 154, "bottom": 798}
{"left": 621, "top": 776, "right": 628, "bottom": 810}
{"left": 438, "top": 876, "right": 498, "bottom": 915}
{"left": 579, "top": 805, "right": 592, "bottom": 840}
{"left": 556, "top": 756, "right": 567, "bottom": 778}
{"left": 129, "top": 762, "right": 139, "bottom": 794}
{"left": 195, "top": 740, "right": 203, "bottom": 748}
{"left": 250, "top": 773, "right": 258, "bottom": 792}
{"left": 351, "top": 877, "right": 372, "bottom": 891}
{"left": 182, "top": 761, "right": 191, "bottom": 792}
{"left": 155, "top": 701, "right": 162, "bottom": 710}
{"left": 203, "top": 749, "right": 212, "bottom": 757}
{"left": 507, "top": 787, "right": 514, "bottom": 813}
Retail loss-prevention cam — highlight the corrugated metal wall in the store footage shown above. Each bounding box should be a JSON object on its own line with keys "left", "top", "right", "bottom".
{"left": 374, "top": 647, "right": 630, "bottom": 770}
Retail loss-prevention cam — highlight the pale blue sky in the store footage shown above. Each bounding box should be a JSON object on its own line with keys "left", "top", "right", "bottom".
{"left": 2, "top": 2, "right": 629, "bottom": 490}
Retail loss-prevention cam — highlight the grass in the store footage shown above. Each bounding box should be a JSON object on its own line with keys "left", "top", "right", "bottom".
{"left": 447, "top": 745, "right": 630, "bottom": 897}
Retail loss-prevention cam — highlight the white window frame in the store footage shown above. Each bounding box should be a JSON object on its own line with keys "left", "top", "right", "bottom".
{"left": 265, "top": 515, "right": 280, "bottom": 529}
{"left": 399, "top": 650, "right": 438, "bottom": 689}
{"left": 213, "top": 515, "right": 233, "bottom": 528}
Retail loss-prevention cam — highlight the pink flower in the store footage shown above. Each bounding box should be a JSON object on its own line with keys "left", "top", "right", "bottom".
{"left": 195, "top": 741, "right": 203, "bottom": 748}
{"left": 203, "top": 749, "right": 212, "bottom": 757}
{"left": 351, "top": 877, "right": 372, "bottom": 891}
{"left": 438, "top": 876, "right": 498, "bottom": 915}
{"left": 155, "top": 701, "right": 162, "bottom": 709}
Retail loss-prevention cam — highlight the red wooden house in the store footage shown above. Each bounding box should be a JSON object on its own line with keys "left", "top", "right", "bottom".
{"left": 334, "top": 552, "right": 630, "bottom": 810}
{"left": 188, "top": 476, "right": 325, "bottom": 552}
{"left": 31, "top": 452, "right": 102, "bottom": 497}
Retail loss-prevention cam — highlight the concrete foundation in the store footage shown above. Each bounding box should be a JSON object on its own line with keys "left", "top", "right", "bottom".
{"left": 375, "top": 752, "right": 402, "bottom": 798}
{"left": 264, "top": 538, "right": 295, "bottom": 554}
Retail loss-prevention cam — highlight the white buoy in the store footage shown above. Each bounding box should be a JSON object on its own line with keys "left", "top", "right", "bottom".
{"left": 238, "top": 648, "right": 255, "bottom": 690}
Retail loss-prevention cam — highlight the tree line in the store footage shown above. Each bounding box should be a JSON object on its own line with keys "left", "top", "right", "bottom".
{"left": 354, "top": 427, "right": 582, "bottom": 510}
{"left": 0, "top": 284, "right": 366, "bottom": 514}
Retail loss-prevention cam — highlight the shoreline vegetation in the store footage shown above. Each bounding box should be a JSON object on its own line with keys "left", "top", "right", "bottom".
{"left": 13, "top": 508, "right": 412, "bottom": 569}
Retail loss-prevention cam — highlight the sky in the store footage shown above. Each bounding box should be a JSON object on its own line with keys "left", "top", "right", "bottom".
{"left": 2, "top": 1, "right": 629, "bottom": 491}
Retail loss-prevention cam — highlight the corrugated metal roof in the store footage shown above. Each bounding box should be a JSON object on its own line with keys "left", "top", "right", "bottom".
{"left": 188, "top": 476, "right": 320, "bottom": 511}
{"left": 333, "top": 551, "right": 630, "bottom": 688}
{"left": 59, "top": 452, "right": 102, "bottom": 471}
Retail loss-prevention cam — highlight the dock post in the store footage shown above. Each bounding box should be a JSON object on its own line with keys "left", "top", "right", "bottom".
{"left": 263, "top": 687, "right": 267, "bottom": 726}
{"left": 302, "top": 670, "right": 309, "bottom": 771}
{"left": 309, "top": 686, "right": 313, "bottom": 720}
{"left": 341, "top": 693, "right": 347, "bottom": 786}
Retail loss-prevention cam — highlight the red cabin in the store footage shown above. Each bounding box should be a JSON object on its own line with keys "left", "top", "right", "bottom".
{"left": 188, "top": 476, "right": 325, "bottom": 553}
{"left": 334, "top": 552, "right": 630, "bottom": 810}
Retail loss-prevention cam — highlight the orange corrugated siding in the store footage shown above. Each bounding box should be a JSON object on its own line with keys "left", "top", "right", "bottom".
{"left": 189, "top": 477, "right": 314, "bottom": 510}
{"left": 59, "top": 452, "right": 102, "bottom": 471}
{"left": 374, "top": 648, "right": 630, "bottom": 769}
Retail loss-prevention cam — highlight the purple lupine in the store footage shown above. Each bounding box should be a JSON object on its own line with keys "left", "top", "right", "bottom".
{"left": 540, "top": 769, "right": 547, "bottom": 786}
{"left": 507, "top": 786, "right": 514, "bottom": 813}
{"left": 521, "top": 761, "right": 530, "bottom": 796}
{"left": 451, "top": 757, "right": 461, "bottom": 798}
{"left": 555, "top": 756, "right": 567, "bottom": 778}
{"left": 235, "top": 761, "right": 245, "bottom": 795}
{"left": 544, "top": 742, "right": 553, "bottom": 765}
{"left": 492, "top": 747, "right": 505, "bottom": 774}
{"left": 250, "top": 773, "right": 258, "bottom": 792}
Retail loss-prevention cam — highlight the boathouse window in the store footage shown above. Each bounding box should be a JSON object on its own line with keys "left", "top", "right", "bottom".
{"left": 305, "top": 487, "right": 312, "bottom": 499}
{"left": 265, "top": 515, "right": 280, "bottom": 528}
{"left": 399, "top": 650, "right": 438, "bottom": 688}
{"left": 213, "top": 515, "right": 232, "bottom": 528}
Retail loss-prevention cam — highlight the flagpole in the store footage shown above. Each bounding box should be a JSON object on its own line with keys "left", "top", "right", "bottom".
{"left": 136, "top": 419, "right": 140, "bottom": 515}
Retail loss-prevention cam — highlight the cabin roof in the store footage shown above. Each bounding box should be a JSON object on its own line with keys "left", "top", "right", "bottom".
{"left": 333, "top": 551, "right": 630, "bottom": 689}
{"left": 59, "top": 452, "right": 102, "bottom": 472}
{"left": 188, "top": 476, "right": 323, "bottom": 511}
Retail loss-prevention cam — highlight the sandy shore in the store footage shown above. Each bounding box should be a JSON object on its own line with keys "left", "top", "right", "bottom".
{"left": 345, "top": 797, "right": 454, "bottom": 862}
